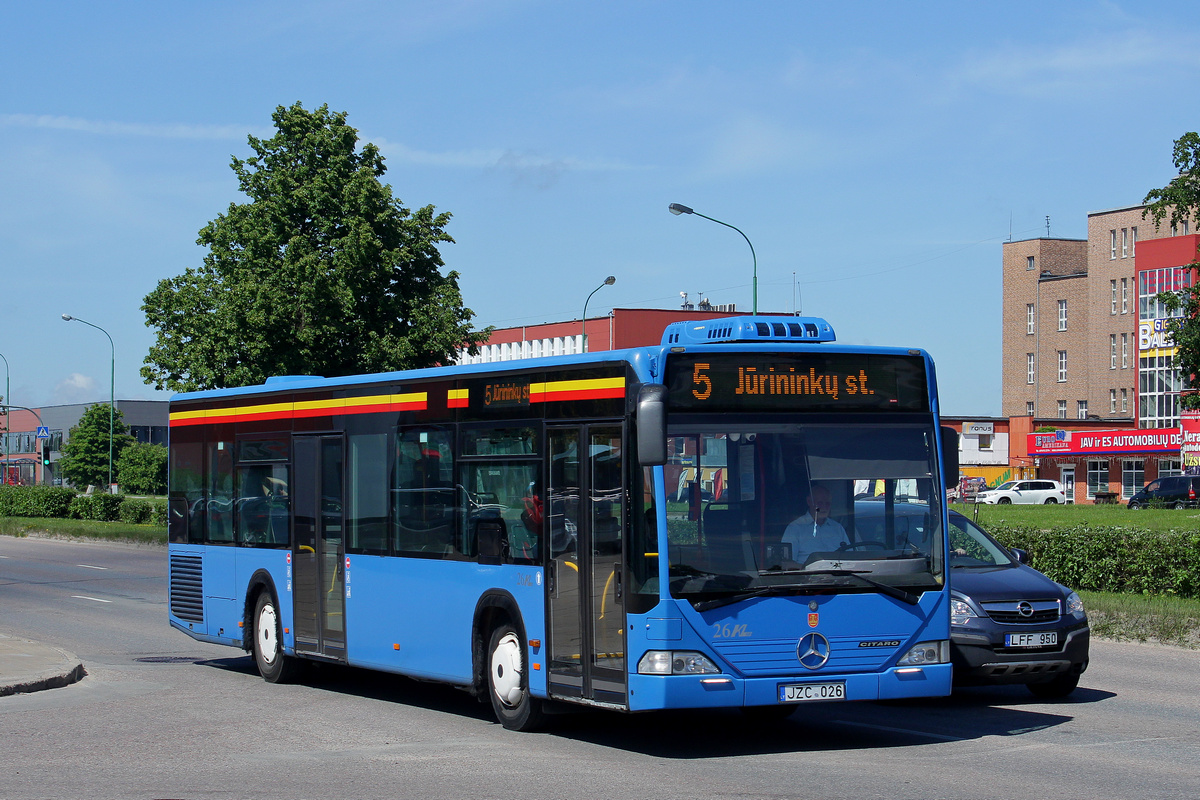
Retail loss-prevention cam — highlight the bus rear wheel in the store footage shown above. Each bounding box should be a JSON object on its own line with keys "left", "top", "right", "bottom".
{"left": 253, "top": 591, "right": 299, "bottom": 683}
{"left": 487, "top": 623, "right": 544, "bottom": 731}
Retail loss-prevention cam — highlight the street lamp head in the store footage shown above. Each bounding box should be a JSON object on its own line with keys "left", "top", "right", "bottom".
{"left": 604, "top": 275, "right": 616, "bottom": 286}
{"left": 61, "top": 314, "right": 73, "bottom": 321}
{"left": 668, "top": 203, "right": 693, "bottom": 216}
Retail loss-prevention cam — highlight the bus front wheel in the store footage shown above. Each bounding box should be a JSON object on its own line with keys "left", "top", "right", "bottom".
{"left": 253, "top": 591, "right": 299, "bottom": 683}
{"left": 487, "top": 623, "right": 544, "bottom": 731}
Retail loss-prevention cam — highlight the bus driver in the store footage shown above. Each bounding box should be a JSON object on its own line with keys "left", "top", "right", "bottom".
{"left": 782, "top": 484, "right": 849, "bottom": 562}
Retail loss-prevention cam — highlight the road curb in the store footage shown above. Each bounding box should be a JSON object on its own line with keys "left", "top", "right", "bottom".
{"left": 0, "top": 633, "right": 87, "bottom": 697}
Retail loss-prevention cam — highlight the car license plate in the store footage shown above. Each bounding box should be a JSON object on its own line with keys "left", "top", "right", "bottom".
{"left": 778, "top": 681, "right": 846, "bottom": 703}
{"left": 1005, "top": 631, "right": 1058, "bottom": 648}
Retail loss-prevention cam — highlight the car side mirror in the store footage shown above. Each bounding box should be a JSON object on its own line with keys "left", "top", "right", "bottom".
{"left": 1009, "top": 547, "right": 1029, "bottom": 564}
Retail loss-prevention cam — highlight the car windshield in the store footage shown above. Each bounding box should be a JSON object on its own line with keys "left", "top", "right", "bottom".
{"left": 947, "top": 513, "right": 1015, "bottom": 568}
{"left": 992, "top": 481, "right": 1018, "bottom": 491}
{"left": 663, "top": 420, "right": 945, "bottom": 606}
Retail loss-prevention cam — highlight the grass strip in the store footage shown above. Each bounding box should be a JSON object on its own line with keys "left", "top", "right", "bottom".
{"left": 1079, "top": 590, "right": 1200, "bottom": 649}
{"left": 0, "top": 516, "right": 167, "bottom": 545}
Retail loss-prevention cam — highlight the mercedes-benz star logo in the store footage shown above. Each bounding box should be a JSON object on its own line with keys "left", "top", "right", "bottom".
{"left": 797, "top": 632, "right": 831, "bottom": 670}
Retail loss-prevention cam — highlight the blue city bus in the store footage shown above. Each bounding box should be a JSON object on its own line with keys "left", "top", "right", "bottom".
{"left": 167, "top": 315, "right": 959, "bottom": 730}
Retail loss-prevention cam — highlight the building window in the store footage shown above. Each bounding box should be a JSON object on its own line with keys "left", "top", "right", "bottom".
{"left": 1110, "top": 230, "right": 1117, "bottom": 259}
{"left": 1109, "top": 389, "right": 1117, "bottom": 413}
{"left": 1027, "top": 255, "right": 1035, "bottom": 271}
{"left": 978, "top": 434, "right": 993, "bottom": 451}
{"left": 1121, "top": 228, "right": 1128, "bottom": 258}
{"left": 1057, "top": 350, "right": 1067, "bottom": 382}
{"left": 1087, "top": 460, "right": 1109, "bottom": 499}
{"left": 1027, "top": 353, "right": 1036, "bottom": 384}
{"left": 1110, "top": 334, "right": 1117, "bottom": 369}
{"left": 1121, "top": 388, "right": 1128, "bottom": 412}
{"left": 1027, "top": 304, "right": 1036, "bottom": 334}
{"left": 1111, "top": 280, "right": 1117, "bottom": 315}
{"left": 1057, "top": 300, "right": 1067, "bottom": 331}
{"left": 1057, "top": 400, "right": 1067, "bottom": 418}
{"left": 1122, "top": 460, "right": 1145, "bottom": 499}
{"left": 1131, "top": 226, "right": 1137, "bottom": 256}
{"left": 1171, "top": 222, "right": 1178, "bottom": 236}
{"left": 1027, "top": 401, "right": 1035, "bottom": 416}
{"left": 1121, "top": 333, "right": 1129, "bottom": 368}
{"left": 1077, "top": 400, "right": 1088, "bottom": 419}
{"left": 1121, "top": 278, "right": 1129, "bottom": 314}
{"left": 1160, "top": 458, "right": 1182, "bottom": 478}
{"left": 1185, "top": 220, "right": 1191, "bottom": 236}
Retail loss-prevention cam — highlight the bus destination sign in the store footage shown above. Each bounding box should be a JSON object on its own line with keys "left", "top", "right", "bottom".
{"left": 665, "top": 353, "right": 928, "bottom": 412}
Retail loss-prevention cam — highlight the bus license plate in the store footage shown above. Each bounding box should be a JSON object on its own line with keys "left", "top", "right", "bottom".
{"left": 1005, "top": 631, "right": 1058, "bottom": 648}
{"left": 778, "top": 681, "right": 846, "bottom": 703}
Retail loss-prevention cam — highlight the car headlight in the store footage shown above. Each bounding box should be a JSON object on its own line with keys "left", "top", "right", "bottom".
{"left": 1065, "top": 591, "right": 1085, "bottom": 616}
{"left": 897, "top": 640, "right": 949, "bottom": 666}
{"left": 950, "top": 597, "right": 978, "bottom": 626}
{"left": 637, "top": 650, "right": 722, "bottom": 675}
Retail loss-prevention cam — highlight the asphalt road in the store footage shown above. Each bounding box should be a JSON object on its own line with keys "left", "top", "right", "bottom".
{"left": 2, "top": 535, "right": 1198, "bottom": 800}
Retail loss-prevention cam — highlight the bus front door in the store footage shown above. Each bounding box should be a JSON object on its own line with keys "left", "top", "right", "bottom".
{"left": 546, "top": 424, "right": 627, "bottom": 707}
{"left": 292, "top": 434, "right": 346, "bottom": 659}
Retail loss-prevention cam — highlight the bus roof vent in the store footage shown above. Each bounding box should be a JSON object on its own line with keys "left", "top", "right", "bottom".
{"left": 661, "top": 316, "right": 836, "bottom": 346}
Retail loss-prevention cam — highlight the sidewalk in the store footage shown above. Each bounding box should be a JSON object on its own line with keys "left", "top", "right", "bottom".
{"left": 0, "top": 632, "right": 85, "bottom": 697}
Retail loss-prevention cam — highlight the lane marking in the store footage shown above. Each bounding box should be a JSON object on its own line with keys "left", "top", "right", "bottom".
{"left": 71, "top": 595, "right": 112, "bottom": 603}
{"left": 77, "top": 564, "right": 109, "bottom": 570}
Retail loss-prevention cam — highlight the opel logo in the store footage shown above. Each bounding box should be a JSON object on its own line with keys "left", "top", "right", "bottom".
{"left": 1017, "top": 601, "right": 1034, "bottom": 618}
{"left": 797, "top": 632, "right": 831, "bottom": 670}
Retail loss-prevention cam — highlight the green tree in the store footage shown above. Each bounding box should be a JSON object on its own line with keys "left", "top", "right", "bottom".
{"left": 59, "top": 404, "right": 135, "bottom": 489}
{"left": 141, "top": 102, "right": 489, "bottom": 392}
{"left": 117, "top": 442, "right": 168, "bottom": 495}
{"left": 1144, "top": 131, "right": 1200, "bottom": 409}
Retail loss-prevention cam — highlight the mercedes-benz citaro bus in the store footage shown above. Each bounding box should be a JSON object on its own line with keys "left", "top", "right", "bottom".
{"left": 167, "top": 315, "right": 958, "bottom": 730}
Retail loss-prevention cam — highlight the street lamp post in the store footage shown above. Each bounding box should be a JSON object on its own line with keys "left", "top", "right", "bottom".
{"left": 582, "top": 276, "right": 616, "bottom": 353}
{"left": 61, "top": 315, "right": 115, "bottom": 490}
{"left": 668, "top": 203, "right": 758, "bottom": 315}
{"left": 0, "top": 351, "right": 8, "bottom": 484}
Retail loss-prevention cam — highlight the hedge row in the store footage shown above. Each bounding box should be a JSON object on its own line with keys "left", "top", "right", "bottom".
{"left": 0, "top": 485, "right": 167, "bottom": 527}
{"left": 987, "top": 523, "right": 1200, "bottom": 599}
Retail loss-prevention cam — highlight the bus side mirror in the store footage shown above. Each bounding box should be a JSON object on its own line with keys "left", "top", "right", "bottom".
{"left": 637, "top": 384, "right": 667, "bottom": 466}
{"left": 941, "top": 427, "right": 959, "bottom": 491}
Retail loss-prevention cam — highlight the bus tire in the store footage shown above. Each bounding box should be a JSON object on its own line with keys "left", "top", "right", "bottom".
{"left": 253, "top": 590, "right": 299, "bottom": 684}
{"left": 487, "top": 623, "right": 544, "bottom": 731}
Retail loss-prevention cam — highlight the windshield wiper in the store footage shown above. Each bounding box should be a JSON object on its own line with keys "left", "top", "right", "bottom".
{"left": 692, "top": 585, "right": 807, "bottom": 612}
{"left": 753, "top": 568, "right": 921, "bottom": 606}
{"left": 799, "top": 569, "right": 921, "bottom": 606}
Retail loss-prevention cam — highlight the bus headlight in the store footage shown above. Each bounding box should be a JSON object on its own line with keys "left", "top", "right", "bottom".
{"left": 896, "top": 640, "right": 949, "bottom": 666}
{"left": 637, "top": 651, "right": 721, "bottom": 675}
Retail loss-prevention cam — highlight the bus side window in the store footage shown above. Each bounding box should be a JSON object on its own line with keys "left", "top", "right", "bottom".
{"left": 392, "top": 429, "right": 458, "bottom": 558}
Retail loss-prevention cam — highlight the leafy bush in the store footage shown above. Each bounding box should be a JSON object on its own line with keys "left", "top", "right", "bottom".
{"left": 0, "top": 485, "right": 77, "bottom": 518}
{"left": 69, "top": 493, "right": 126, "bottom": 522}
{"left": 150, "top": 501, "right": 169, "bottom": 527}
{"left": 118, "top": 498, "right": 152, "bottom": 524}
{"left": 987, "top": 523, "right": 1200, "bottom": 599}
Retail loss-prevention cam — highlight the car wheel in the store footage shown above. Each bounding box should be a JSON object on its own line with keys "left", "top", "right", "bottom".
{"left": 997, "top": 497, "right": 1012, "bottom": 505}
{"left": 1027, "top": 672, "right": 1079, "bottom": 699}
{"left": 1174, "top": 501, "right": 1186, "bottom": 510}
{"left": 487, "top": 623, "right": 545, "bottom": 731}
{"left": 1043, "top": 498, "right": 1058, "bottom": 504}
{"left": 1128, "top": 502, "right": 1141, "bottom": 510}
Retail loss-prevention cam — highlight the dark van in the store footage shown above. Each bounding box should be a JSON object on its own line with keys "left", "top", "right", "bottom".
{"left": 1127, "top": 475, "right": 1200, "bottom": 509}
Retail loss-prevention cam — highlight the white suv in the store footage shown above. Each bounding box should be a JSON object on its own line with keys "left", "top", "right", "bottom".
{"left": 975, "top": 480, "right": 1066, "bottom": 505}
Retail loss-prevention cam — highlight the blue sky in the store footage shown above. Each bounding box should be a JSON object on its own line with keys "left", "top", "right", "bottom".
{"left": 3, "top": 1, "right": 1199, "bottom": 415}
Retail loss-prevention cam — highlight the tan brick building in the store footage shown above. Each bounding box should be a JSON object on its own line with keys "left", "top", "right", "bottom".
{"left": 1002, "top": 205, "right": 1184, "bottom": 423}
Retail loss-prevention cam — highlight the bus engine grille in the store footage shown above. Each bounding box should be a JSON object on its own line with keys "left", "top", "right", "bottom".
{"left": 169, "top": 553, "right": 204, "bottom": 623}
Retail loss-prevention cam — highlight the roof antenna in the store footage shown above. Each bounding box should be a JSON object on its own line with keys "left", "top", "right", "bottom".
{"left": 1046, "top": 215, "right": 1051, "bottom": 237}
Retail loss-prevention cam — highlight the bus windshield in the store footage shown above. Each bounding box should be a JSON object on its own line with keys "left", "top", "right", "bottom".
{"left": 664, "top": 420, "right": 944, "bottom": 605}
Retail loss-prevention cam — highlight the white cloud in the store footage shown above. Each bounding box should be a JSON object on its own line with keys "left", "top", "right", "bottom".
{"left": 0, "top": 114, "right": 270, "bottom": 141}
{"left": 53, "top": 373, "right": 98, "bottom": 405}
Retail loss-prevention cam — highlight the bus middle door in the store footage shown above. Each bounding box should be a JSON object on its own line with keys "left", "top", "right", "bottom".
{"left": 546, "top": 424, "right": 627, "bottom": 707}
{"left": 292, "top": 434, "right": 346, "bottom": 660}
